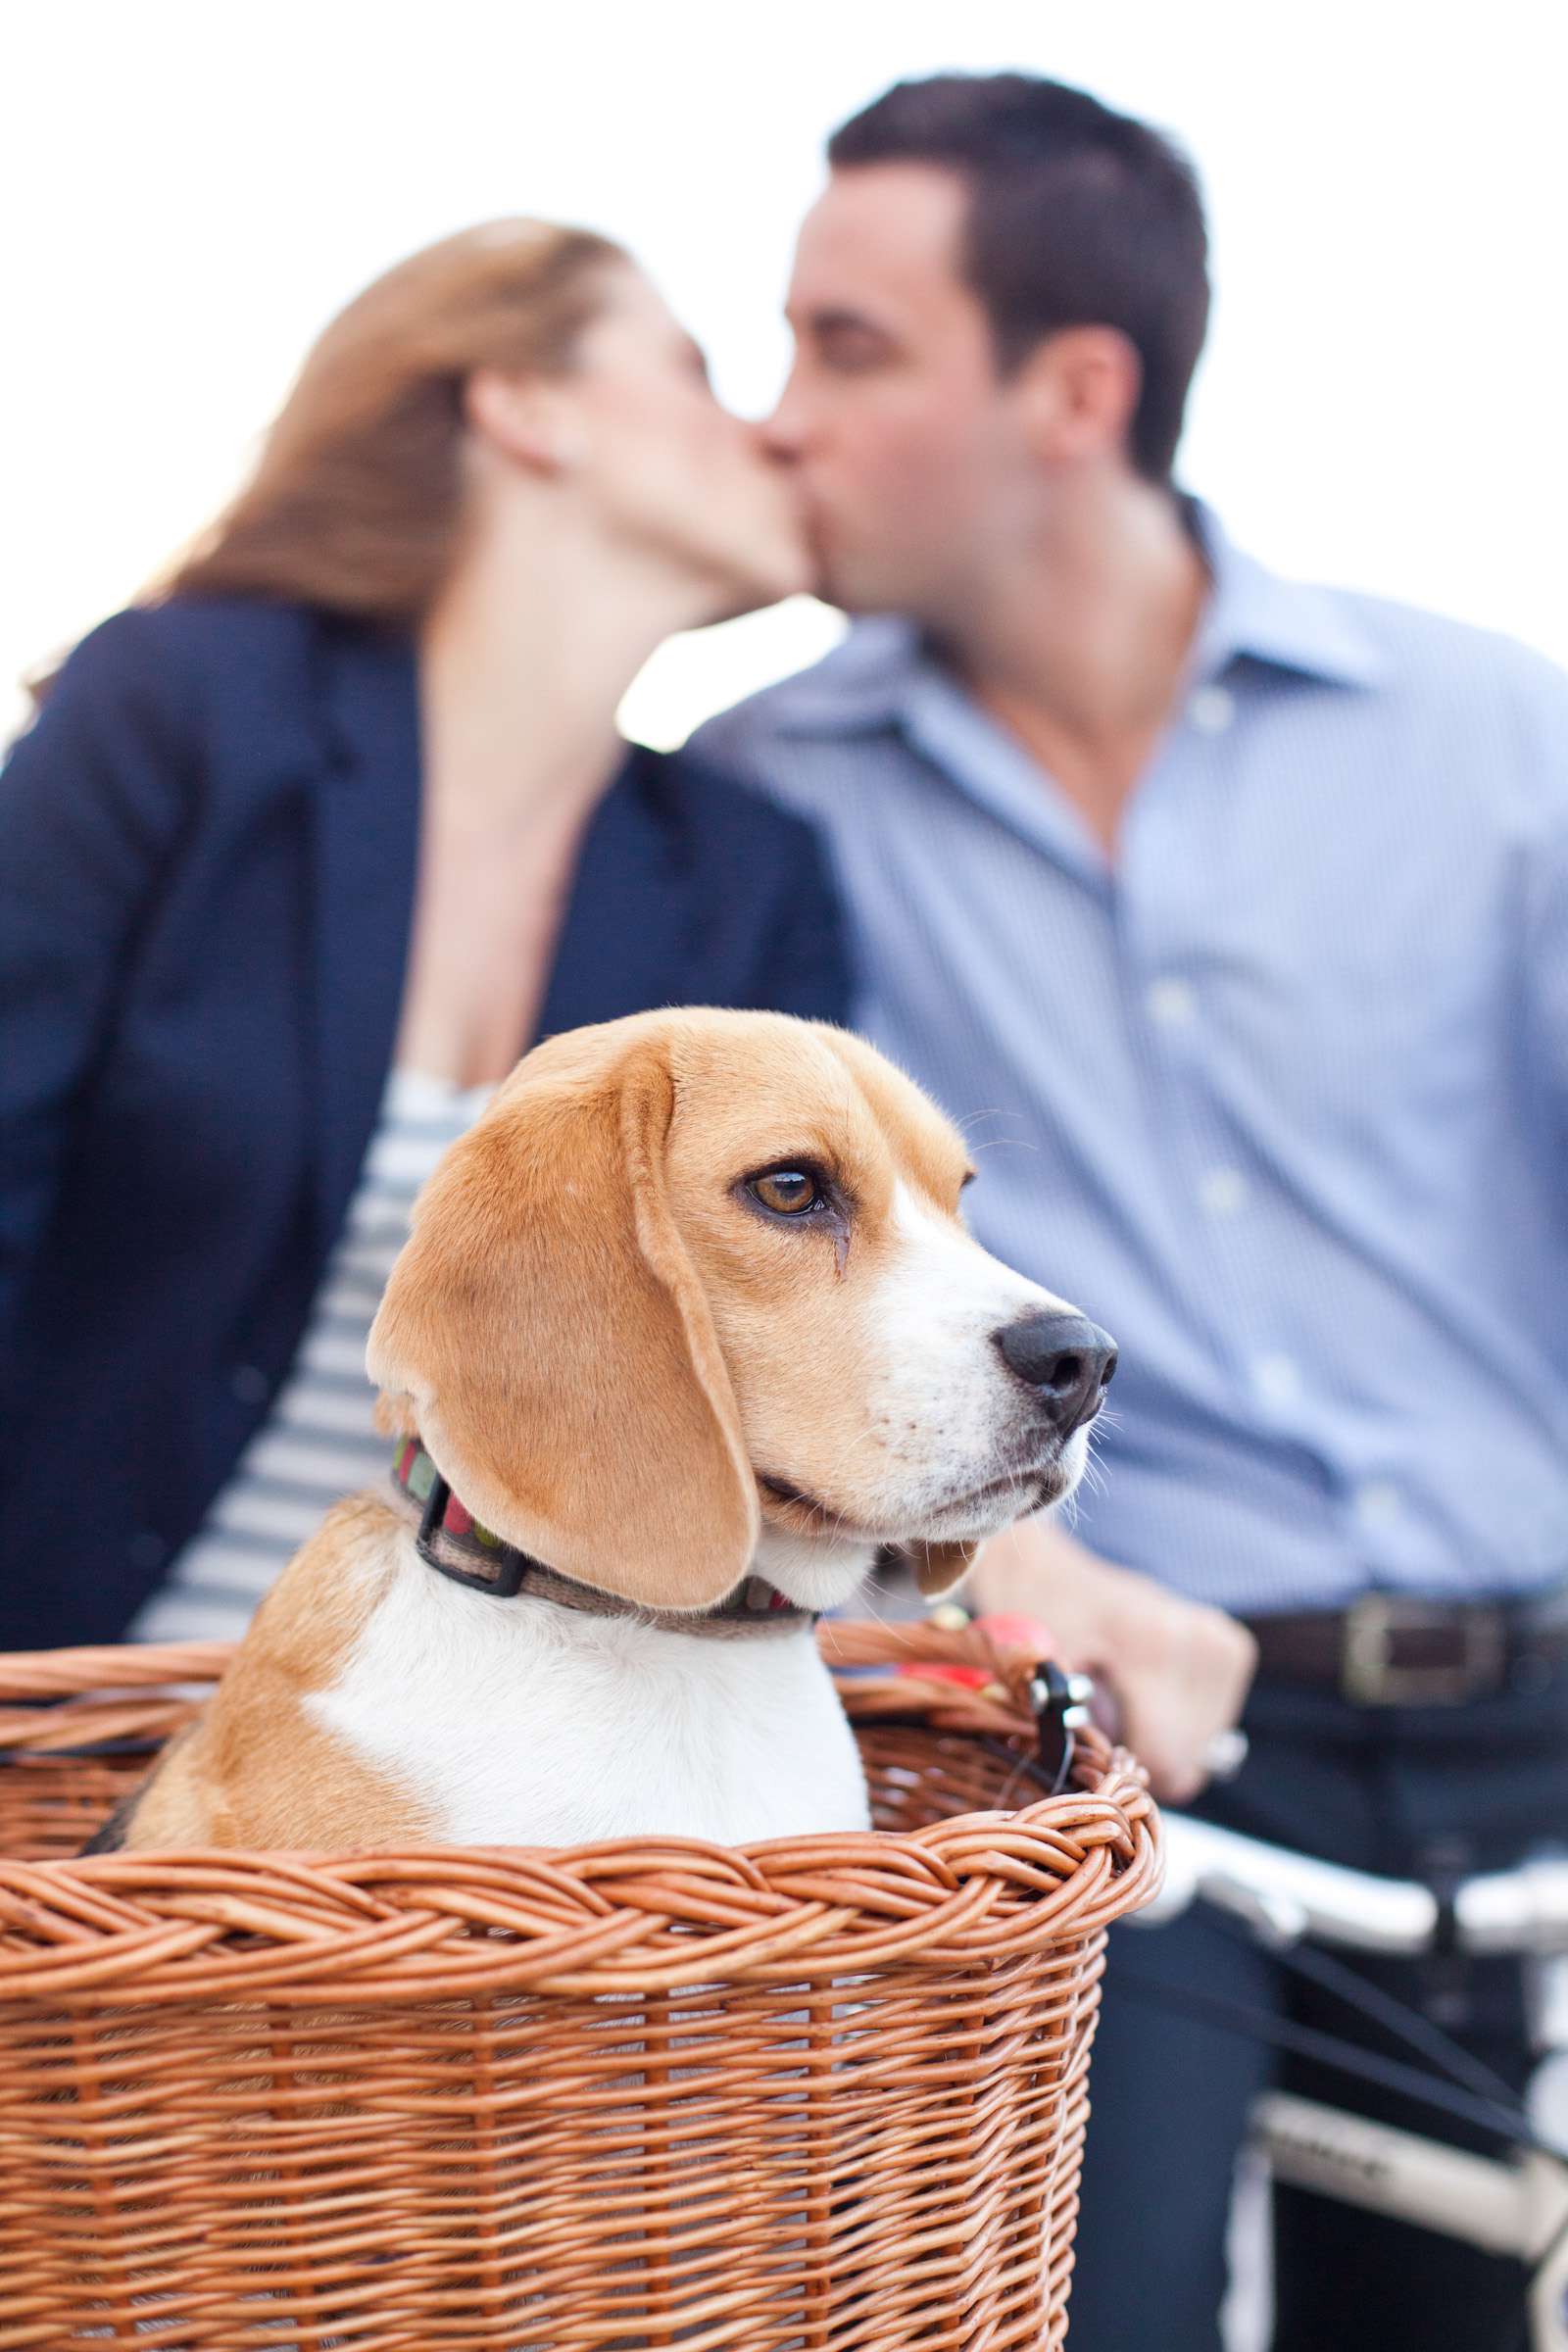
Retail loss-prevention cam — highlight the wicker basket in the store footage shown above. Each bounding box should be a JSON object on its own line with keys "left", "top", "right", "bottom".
{"left": 0, "top": 1619, "right": 1158, "bottom": 2350}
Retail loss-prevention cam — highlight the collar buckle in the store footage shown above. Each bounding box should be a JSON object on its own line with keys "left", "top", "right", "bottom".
{"left": 415, "top": 1469, "right": 529, "bottom": 1597}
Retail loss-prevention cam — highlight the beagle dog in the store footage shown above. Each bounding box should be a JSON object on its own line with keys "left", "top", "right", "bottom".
{"left": 100, "top": 1009, "right": 1115, "bottom": 1853}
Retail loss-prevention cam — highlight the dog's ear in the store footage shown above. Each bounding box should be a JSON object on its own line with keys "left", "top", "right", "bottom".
{"left": 900, "top": 1538, "right": 979, "bottom": 1596}
{"left": 368, "top": 1033, "right": 759, "bottom": 1610}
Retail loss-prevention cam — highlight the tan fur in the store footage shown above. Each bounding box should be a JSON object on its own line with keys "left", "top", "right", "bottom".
{"left": 115, "top": 1009, "right": 1061, "bottom": 1850}
{"left": 367, "top": 1022, "right": 760, "bottom": 1611}
{"left": 124, "top": 1498, "right": 434, "bottom": 1848}
{"left": 366, "top": 1009, "right": 980, "bottom": 1608}
{"left": 655, "top": 1019, "right": 979, "bottom": 1587}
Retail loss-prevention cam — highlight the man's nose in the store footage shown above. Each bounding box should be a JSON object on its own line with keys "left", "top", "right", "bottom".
{"left": 993, "top": 1313, "right": 1118, "bottom": 1436}
{"left": 763, "top": 370, "right": 808, "bottom": 460}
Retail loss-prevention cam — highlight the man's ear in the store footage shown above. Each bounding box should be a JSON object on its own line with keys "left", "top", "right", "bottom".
{"left": 368, "top": 1031, "right": 760, "bottom": 1610}
{"left": 1015, "top": 324, "right": 1143, "bottom": 466}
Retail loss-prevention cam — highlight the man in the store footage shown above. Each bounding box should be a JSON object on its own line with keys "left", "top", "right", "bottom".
{"left": 694, "top": 74, "right": 1568, "bottom": 2352}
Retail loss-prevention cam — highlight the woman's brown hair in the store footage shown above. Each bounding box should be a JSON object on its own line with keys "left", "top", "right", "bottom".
{"left": 161, "top": 218, "right": 623, "bottom": 620}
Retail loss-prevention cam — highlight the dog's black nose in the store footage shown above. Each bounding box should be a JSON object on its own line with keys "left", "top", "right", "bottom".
{"left": 994, "top": 1313, "right": 1118, "bottom": 1435}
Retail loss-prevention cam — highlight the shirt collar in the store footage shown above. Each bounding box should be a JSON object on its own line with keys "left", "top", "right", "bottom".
{"left": 772, "top": 498, "right": 1385, "bottom": 738}
{"left": 1187, "top": 501, "right": 1385, "bottom": 689}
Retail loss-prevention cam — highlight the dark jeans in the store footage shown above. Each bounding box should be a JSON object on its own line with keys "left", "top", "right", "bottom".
{"left": 1068, "top": 1662, "right": 1568, "bottom": 2351}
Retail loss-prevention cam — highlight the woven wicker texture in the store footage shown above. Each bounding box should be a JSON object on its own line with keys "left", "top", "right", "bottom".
{"left": 0, "top": 1621, "right": 1158, "bottom": 2349}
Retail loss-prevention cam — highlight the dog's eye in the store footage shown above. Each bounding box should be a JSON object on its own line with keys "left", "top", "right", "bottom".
{"left": 748, "top": 1168, "right": 824, "bottom": 1217}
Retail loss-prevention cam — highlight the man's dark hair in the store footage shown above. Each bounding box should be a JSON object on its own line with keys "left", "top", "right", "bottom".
{"left": 828, "top": 74, "right": 1209, "bottom": 484}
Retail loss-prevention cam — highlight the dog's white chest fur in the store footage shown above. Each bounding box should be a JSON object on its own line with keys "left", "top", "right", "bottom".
{"left": 306, "top": 1538, "right": 871, "bottom": 1847}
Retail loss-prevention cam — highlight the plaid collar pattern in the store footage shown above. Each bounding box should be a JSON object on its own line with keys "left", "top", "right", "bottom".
{"left": 389, "top": 1439, "right": 817, "bottom": 1632}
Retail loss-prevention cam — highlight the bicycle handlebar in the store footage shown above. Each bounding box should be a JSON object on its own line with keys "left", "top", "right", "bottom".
{"left": 999, "top": 1642, "right": 1568, "bottom": 1959}
{"left": 1146, "top": 1815, "right": 1568, "bottom": 1958}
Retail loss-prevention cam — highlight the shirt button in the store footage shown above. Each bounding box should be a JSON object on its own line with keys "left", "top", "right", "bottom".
{"left": 1354, "top": 1481, "right": 1402, "bottom": 1528}
{"left": 1199, "top": 1167, "right": 1249, "bottom": 1217}
{"left": 1148, "top": 977, "right": 1197, "bottom": 1028}
{"left": 1252, "top": 1354, "right": 1300, "bottom": 1405}
{"left": 230, "top": 1364, "right": 270, "bottom": 1405}
{"left": 1189, "top": 683, "right": 1236, "bottom": 734}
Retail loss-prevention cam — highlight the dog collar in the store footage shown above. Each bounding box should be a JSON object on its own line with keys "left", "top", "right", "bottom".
{"left": 390, "top": 1440, "right": 817, "bottom": 1633}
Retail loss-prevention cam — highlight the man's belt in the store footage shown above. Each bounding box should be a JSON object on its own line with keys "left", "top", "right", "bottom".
{"left": 1243, "top": 1587, "right": 1568, "bottom": 1706}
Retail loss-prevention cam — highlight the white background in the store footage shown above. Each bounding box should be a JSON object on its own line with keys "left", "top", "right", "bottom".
{"left": 5, "top": 0, "right": 1566, "bottom": 748}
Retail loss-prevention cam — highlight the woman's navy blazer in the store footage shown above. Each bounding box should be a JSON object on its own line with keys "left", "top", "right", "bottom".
{"left": 0, "top": 599, "right": 851, "bottom": 1647}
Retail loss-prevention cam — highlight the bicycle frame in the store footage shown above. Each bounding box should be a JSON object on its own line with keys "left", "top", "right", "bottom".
{"left": 1254, "top": 2092, "right": 1568, "bottom": 2350}
{"left": 1143, "top": 1814, "right": 1568, "bottom": 2352}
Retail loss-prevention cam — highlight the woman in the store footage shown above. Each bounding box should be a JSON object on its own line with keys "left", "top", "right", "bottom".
{"left": 0, "top": 220, "right": 849, "bottom": 1650}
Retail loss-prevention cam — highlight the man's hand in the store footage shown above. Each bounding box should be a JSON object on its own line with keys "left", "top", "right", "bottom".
{"left": 967, "top": 1515, "right": 1257, "bottom": 1803}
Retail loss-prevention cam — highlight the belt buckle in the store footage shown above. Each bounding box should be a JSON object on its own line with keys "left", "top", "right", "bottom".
{"left": 1342, "top": 1593, "right": 1503, "bottom": 1706}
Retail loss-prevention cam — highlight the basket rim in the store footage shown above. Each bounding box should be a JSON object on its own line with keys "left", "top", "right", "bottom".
{"left": 0, "top": 1624, "right": 1161, "bottom": 2004}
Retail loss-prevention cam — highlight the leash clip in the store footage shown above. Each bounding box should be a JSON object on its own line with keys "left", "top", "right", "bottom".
{"left": 1028, "top": 1659, "right": 1095, "bottom": 1796}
